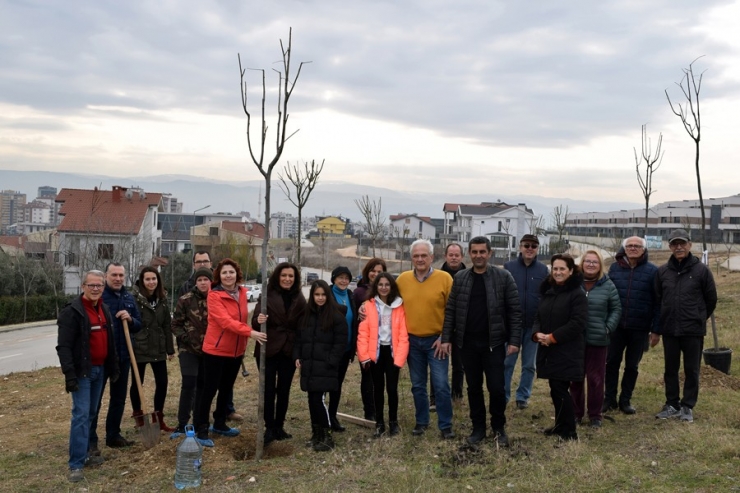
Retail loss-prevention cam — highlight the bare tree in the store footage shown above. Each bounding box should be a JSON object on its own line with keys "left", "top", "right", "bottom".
{"left": 634, "top": 124, "right": 664, "bottom": 236}
{"left": 527, "top": 215, "right": 546, "bottom": 236}
{"left": 666, "top": 57, "right": 707, "bottom": 250}
{"left": 551, "top": 204, "right": 569, "bottom": 253}
{"left": 355, "top": 196, "right": 385, "bottom": 257}
{"left": 238, "top": 28, "right": 307, "bottom": 460}
{"left": 279, "top": 159, "right": 324, "bottom": 264}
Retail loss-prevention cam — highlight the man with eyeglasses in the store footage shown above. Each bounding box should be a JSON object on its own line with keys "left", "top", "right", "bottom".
{"left": 57, "top": 270, "right": 120, "bottom": 482}
{"left": 603, "top": 236, "right": 660, "bottom": 415}
{"left": 503, "top": 234, "right": 548, "bottom": 410}
{"left": 178, "top": 251, "right": 212, "bottom": 297}
{"left": 89, "top": 262, "right": 142, "bottom": 451}
{"left": 652, "top": 229, "right": 716, "bottom": 423}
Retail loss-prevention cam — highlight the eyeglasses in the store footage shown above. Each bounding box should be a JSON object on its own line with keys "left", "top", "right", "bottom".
{"left": 625, "top": 245, "right": 644, "bottom": 250}
{"left": 583, "top": 260, "right": 600, "bottom": 266}
{"left": 521, "top": 243, "right": 538, "bottom": 249}
{"left": 84, "top": 284, "right": 104, "bottom": 290}
{"left": 194, "top": 260, "right": 211, "bottom": 265}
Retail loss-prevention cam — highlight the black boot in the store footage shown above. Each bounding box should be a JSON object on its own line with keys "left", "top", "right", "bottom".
{"left": 330, "top": 415, "right": 345, "bottom": 432}
{"left": 313, "top": 428, "right": 335, "bottom": 452}
{"left": 373, "top": 422, "right": 386, "bottom": 438}
{"left": 389, "top": 421, "right": 400, "bottom": 436}
{"left": 306, "top": 424, "right": 321, "bottom": 448}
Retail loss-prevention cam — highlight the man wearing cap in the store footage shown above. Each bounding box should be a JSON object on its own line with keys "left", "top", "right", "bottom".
{"left": 603, "top": 236, "right": 660, "bottom": 415}
{"left": 503, "top": 234, "right": 548, "bottom": 410}
{"left": 440, "top": 243, "right": 467, "bottom": 403}
{"left": 652, "top": 229, "right": 717, "bottom": 423}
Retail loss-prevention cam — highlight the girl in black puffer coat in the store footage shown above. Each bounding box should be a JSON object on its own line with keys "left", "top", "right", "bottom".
{"left": 533, "top": 254, "right": 588, "bottom": 441}
{"left": 293, "top": 280, "right": 348, "bottom": 451}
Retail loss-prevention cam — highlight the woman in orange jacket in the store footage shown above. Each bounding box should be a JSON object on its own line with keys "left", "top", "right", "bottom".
{"left": 357, "top": 273, "right": 409, "bottom": 438}
{"left": 193, "top": 259, "right": 267, "bottom": 447}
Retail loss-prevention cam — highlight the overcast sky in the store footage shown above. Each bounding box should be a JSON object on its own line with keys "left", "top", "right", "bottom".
{"left": 2, "top": 0, "right": 739, "bottom": 206}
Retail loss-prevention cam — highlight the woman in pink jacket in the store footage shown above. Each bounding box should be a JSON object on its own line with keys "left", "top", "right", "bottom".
{"left": 193, "top": 259, "right": 267, "bottom": 447}
{"left": 357, "top": 273, "right": 409, "bottom": 438}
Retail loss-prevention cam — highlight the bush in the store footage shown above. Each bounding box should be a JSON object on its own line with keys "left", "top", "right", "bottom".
{"left": 0, "top": 295, "right": 74, "bottom": 325}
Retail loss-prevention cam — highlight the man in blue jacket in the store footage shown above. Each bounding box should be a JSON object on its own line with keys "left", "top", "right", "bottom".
{"left": 503, "top": 234, "right": 548, "bottom": 410}
{"left": 89, "top": 262, "right": 142, "bottom": 452}
{"left": 652, "top": 229, "right": 717, "bottom": 423}
{"left": 603, "top": 236, "right": 660, "bottom": 415}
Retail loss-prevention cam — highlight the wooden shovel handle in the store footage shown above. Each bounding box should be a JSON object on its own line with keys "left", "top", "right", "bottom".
{"left": 122, "top": 319, "right": 148, "bottom": 414}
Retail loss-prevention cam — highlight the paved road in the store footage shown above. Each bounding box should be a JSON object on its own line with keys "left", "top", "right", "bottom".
{"left": 0, "top": 322, "right": 59, "bottom": 375}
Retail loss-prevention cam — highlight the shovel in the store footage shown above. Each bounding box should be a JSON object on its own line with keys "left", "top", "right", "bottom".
{"left": 123, "top": 319, "right": 161, "bottom": 449}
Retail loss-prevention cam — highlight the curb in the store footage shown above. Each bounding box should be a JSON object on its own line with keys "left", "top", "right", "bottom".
{"left": 0, "top": 320, "right": 56, "bottom": 334}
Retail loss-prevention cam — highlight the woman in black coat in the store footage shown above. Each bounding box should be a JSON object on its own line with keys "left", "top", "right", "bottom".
{"left": 293, "top": 280, "right": 348, "bottom": 452}
{"left": 533, "top": 253, "right": 588, "bottom": 441}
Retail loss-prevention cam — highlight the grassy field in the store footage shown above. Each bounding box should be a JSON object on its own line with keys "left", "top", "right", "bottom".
{"left": 2, "top": 253, "right": 740, "bottom": 492}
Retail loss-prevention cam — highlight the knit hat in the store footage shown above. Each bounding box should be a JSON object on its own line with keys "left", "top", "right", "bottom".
{"left": 519, "top": 234, "right": 539, "bottom": 245}
{"left": 194, "top": 267, "right": 213, "bottom": 281}
{"left": 668, "top": 229, "right": 691, "bottom": 244}
{"left": 331, "top": 266, "right": 352, "bottom": 284}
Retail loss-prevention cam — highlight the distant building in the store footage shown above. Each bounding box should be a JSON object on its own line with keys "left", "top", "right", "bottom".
{"left": 191, "top": 219, "right": 265, "bottom": 269}
{"left": 161, "top": 193, "right": 183, "bottom": 213}
{"left": 565, "top": 193, "right": 740, "bottom": 245}
{"left": 270, "top": 212, "right": 299, "bottom": 239}
{"left": 315, "top": 216, "right": 351, "bottom": 237}
{"left": 55, "top": 185, "right": 163, "bottom": 294}
{"left": 0, "top": 190, "right": 26, "bottom": 234}
{"left": 389, "top": 213, "right": 437, "bottom": 241}
{"left": 18, "top": 200, "right": 53, "bottom": 234}
{"left": 158, "top": 211, "right": 246, "bottom": 256}
{"left": 442, "top": 201, "right": 538, "bottom": 262}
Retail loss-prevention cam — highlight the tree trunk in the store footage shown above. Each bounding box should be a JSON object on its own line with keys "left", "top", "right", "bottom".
{"left": 256, "top": 174, "right": 271, "bottom": 460}
{"left": 695, "top": 140, "right": 707, "bottom": 251}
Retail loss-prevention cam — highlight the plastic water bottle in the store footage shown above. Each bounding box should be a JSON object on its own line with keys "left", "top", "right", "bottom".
{"left": 174, "top": 425, "right": 203, "bottom": 489}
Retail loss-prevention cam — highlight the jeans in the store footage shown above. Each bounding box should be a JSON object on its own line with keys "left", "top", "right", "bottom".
{"left": 570, "top": 345, "right": 608, "bottom": 421}
{"left": 663, "top": 335, "right": 703, "bottom": 409}
{"left": 90, "top": 358, "right": 131, "bottom": 447}
{"left": 177, "top": 352, "right": 205, "bottom": 428}
{"left": 129, "top": 360, "right": 168, "bottom": 412}
{"left": 407, "top": 335, "right": 452, "bottom": 431}
{"left": 604, "top": 329, "right": 649, "bottom": 406}
{"left": 504, "top": 326, "right": 537, "bottom": 403}
{"left": 370, "top": 345, "right": 400, "bottom": 424}
{"left": 69, "top": 366, "right": 105, "bottom": 470}
{"left": 462, "top": 342, "right": 507, "bottom": 431}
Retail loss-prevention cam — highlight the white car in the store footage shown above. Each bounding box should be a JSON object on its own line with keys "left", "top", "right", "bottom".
{"left": 244, "top": 284, "right": 262, "bottom": 302}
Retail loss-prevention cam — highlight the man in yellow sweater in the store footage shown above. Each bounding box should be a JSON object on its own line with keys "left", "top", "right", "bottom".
{"left": 396, "top": 239, "right": 454, "bottom": 439}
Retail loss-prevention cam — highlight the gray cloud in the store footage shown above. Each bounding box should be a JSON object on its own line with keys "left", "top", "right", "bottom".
{"left": 0, "top": 0, "right": 736, "bottom": 149}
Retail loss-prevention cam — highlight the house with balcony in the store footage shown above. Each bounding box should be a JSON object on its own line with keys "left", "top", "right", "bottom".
{"left": 55, "top": 186, "right": 163, "bottom": 293}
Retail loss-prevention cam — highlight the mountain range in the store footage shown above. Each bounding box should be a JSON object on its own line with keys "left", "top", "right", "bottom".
{"left": 1, "top": 169, "right": 642, "bottom": 222}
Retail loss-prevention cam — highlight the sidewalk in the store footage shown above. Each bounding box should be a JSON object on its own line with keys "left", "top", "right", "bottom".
{"left": 0, "top": 320, "right": 56, "bottom": 334}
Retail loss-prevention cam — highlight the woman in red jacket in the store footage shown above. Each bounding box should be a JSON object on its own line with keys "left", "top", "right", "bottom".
{"left": 357, "top": 273, "right": 409, "bottom": 438}
{"left": 193, "top": 259, "right": 267, "bottom": 447}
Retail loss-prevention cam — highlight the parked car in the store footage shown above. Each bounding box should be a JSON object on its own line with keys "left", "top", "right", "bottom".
{"left": 306, "top": 272, "right": 319, "bottom": 284}
{"left": 244, "top": 284, "right": 262, "bottom": 302}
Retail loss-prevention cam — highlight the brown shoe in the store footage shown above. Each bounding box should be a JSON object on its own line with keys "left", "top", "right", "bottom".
{"left": 227, "top": 412, "right": 244, "bottom": 422}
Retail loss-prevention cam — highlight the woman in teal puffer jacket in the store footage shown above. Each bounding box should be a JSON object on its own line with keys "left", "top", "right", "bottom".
{"left": 570, "top": 250, "right": 621, "bottom": 429}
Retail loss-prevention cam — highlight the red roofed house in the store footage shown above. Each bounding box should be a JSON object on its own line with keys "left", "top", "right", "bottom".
{"left": 56, "top": 186, "right": 163, "bottom": 293}
{"left": 191, "top": 219, "right": 266, "bottom": 276}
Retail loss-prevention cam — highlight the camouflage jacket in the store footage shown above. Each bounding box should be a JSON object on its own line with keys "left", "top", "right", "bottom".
{"left": 171, "top": 284, "right": 209, "bottom": 355}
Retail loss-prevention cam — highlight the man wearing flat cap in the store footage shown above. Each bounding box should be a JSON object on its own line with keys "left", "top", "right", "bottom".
{"left": 652, "top": 229, "right": 717, "bottom": 423}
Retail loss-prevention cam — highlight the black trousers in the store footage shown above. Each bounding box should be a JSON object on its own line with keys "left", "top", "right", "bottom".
{"left": 451, "top": 343, "right": 464, "bottom": 399}
{"left": 462, "top": 342, "right": 507, "bottom": 431}
{"left": 549, "top": 379, "right": 576, "bottom": 435}
{"left": 193, "top": 353, "right": 242, "bottom": 437}
{"left": 604, "top": 329, "right": 649, "bottom": 406}
{"left": 260, "top": 353, "right": 296, "bottom": 429}
{"left": 176, "top": 352, "right": 205, "bottom": 428}
{"left": 369, "top": 345, "right": 400, "bottom": 424}
{"left": 129, "top": 360, "right": 169, "bottom": 412}
{"left": 308, "top": 391, "right": 330, "bottom": 427}
{"left": 360, "top": 361, "right": 375, "bottom": 418}
{"left": 328, "top": 351, "right": 351, "bottom": 419}
{"left": 663, "top": 334, "right": 703, "bottom": 409}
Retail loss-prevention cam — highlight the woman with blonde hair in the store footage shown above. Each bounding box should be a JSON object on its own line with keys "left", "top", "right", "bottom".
{"left": 570, "top": 250, "right": 621, "bottom": 428}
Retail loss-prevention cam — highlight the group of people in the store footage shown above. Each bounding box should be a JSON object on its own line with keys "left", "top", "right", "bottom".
{"left": 56, "top": 227, "right": 717, "bottom": 482}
